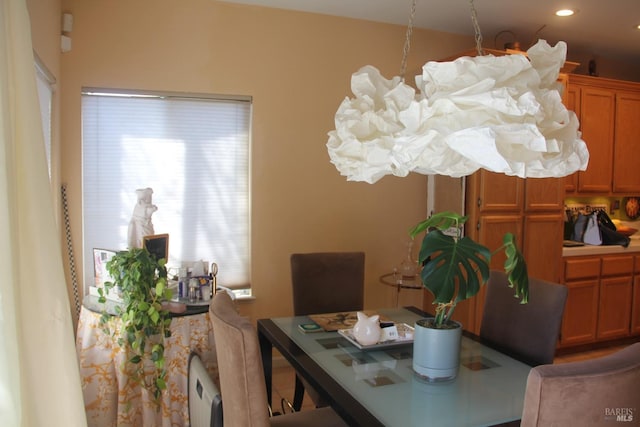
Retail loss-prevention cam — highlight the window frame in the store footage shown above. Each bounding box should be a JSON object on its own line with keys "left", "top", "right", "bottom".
{"left": 80, "top": 87, "right": 253, "bottom": 296}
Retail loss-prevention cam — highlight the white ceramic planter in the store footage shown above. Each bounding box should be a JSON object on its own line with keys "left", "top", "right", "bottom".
{"left": 412, "top": 318, "right": 462, "bottom": 382}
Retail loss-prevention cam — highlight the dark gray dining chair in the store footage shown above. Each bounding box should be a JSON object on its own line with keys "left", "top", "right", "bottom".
{"left": 209, "top": 291, "right": 348, "bottom": 427}
{"left": 480, "top": 270, "right": 568, "bottom": 366}
{"left": 290, "top": 252, "right": 365, "bottom": 410}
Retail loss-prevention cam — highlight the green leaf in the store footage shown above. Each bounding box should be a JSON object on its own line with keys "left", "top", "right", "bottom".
{"left": 418, "top": 230, "right": 491, "bottom": 304}
{"left": 155, "top": 280, "right": 165, "bottom": 297}
{"left": 99, "top": 247, "right": 173, "bottom": 408}
{"left": 502, "top": 233, "right": 529, "bottom": 303}
{"left": 410, "top": 211, "right": 468, "bottom": 238}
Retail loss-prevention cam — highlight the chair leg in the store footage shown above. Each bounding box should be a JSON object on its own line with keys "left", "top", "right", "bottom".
{"left": 292, "top": 374, "right": 305, "bottom": 411}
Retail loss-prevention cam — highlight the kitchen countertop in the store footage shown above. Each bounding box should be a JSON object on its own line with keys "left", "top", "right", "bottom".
{"left": 563, "top": 236, "right": 640, "bottom": 257}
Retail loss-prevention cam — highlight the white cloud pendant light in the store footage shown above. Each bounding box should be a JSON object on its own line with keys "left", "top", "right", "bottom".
{"left": 327, "top": 40, "right": 589, "bottom": 184}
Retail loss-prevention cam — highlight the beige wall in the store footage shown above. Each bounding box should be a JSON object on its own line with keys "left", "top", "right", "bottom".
{"left": 570, "top": 52, "right": 640, "bottom": 82}
{"left": 36, "top": 0, "right": 640, "bottom": 323}
{"left": 55, "top": 0, "right": 479, "bottom": 321}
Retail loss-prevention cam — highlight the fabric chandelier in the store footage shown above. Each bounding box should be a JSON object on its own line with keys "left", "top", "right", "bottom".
{"left": 327, "top": 2, "right": 589, "bottom": 184}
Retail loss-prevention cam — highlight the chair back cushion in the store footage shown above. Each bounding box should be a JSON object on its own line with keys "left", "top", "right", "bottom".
{"left": 480, "top": 270, "right": 568, "bottom": 366}
{"left": 521, "top": 343, "right": 640, "bottom": 426}
{"left": 209, "top": 292, "right": 270, "bottom": 427}
{"left": 291, "top": 252, "right": 365, "bottom": 315}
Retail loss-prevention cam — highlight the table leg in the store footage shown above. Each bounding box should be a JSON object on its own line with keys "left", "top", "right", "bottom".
{"left": 258, "top": 328, "right": 273, "bottom": 407}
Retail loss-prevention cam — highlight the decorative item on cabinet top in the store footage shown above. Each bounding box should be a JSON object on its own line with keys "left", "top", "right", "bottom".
{"left": 624, "top": 197, "right": 640, "bottom": 220}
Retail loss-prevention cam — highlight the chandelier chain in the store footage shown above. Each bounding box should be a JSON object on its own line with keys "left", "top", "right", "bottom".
{"left": 469, "top": 0, "right": 484, "bottom": 55}
{"left": 400, "top": 0, "right": 417, "bottom": 80}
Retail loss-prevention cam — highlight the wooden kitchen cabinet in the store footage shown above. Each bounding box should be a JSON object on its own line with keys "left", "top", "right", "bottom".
{"left": 523, "top": 214, "right": 564, "bottom": 283}
{"left": 564, "top": 84, "right": 580, "bottom": 193}
{"left": 561, "top": 254, "right": 637, "bottom": 347}
{"left": 576, "top": 86, "right": 615, "bottom": 193}
{"left": 633, "top": 256, "right": 640, "bottom": 335}
{"left": 560, "top": 257, "right": 601, "bottom": 346}
{"left": 561, "top": 278, "right": 600, "bottom": 346}
{"left": 477, "top": 172, "right": 523, "bottom": 213}
{"left": 597, "top": 276, "right": 633, "bottom": 339}
{"left": 465, "top": 170, "right": 563, "bottom": 334}
{"left": 597, "top": 256, "right": 634, "bottom": 339}
{"left": 471, "top": 213, "right": 524, "bottom": 330}
{"left": 525, "top": 177, "right": 565, "bottom": 211}
{"left": 633, "top": 276, "right": 640, "bottom": 335}
{"left": 612, "top": 91, "right": 640, "bottom": 193}
{"left": 566, "top": 74, "right": 640, "bottom": 196}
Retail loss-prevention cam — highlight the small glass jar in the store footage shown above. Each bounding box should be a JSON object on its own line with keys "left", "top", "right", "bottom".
{"left": 188, "top": 278, "right": 199, "bottom": 302}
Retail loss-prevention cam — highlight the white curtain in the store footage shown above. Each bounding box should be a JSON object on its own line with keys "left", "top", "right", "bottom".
{"left": 0, "top": 0, "right": 87, "bottom": 426}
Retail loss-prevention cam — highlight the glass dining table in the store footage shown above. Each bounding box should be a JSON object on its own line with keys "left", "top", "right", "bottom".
{"left": 257, "top": 307, "right": 531, "bottom": 427}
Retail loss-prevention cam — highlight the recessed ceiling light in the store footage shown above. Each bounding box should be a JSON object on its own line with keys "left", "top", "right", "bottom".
{"left": 556, "top": 9, "right": 575, "bottom": 17}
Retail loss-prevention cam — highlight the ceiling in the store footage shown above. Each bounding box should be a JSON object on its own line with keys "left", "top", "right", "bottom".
{"left": 220, "top": 0, "right": 640, "bottom": 65}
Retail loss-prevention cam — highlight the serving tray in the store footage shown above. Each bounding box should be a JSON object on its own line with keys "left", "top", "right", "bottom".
{"left": 338, "top": 323, "right": 414, "bottom": 350}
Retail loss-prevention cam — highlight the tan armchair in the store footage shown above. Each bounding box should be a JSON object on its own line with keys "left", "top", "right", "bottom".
{"left": 209, "top": 291, "right": 348, "bottom": 427}
{"left": 521, "top": 342, "right": 640, "bottom": 426}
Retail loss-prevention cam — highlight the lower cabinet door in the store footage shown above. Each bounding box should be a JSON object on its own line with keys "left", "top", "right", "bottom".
{"left": 597, "top": 276, "right": 633, "bottom": 340}
{"left": 560, "top": 279, "right": 599, "bottom": 346}
{"left": 633, "top": 276, "right": 640, "bottom": 335}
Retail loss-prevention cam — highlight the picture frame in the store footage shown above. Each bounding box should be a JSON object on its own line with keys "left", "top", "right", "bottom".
{"left": 143, "top": 233, "right": 169, "bottom": 261}
{"left": 93, "top": 248, "right": 117, "bottom": 288}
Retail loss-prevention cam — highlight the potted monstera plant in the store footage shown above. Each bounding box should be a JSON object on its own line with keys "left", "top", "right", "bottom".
{"left": 98, "top": 247, "right": 173, "bottom": 405}
{"left": 408, "top": 211, "right": 529, "bottom": 382}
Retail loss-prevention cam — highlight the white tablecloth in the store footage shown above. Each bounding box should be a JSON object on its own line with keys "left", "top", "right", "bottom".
{"left": 76, "top": 305, "right": 217, "bottom": 427}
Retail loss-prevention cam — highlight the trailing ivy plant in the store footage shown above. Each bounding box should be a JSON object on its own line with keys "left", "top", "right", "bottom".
{"left": 98, "top": 247, "right": 173, "bottom": 405}
{"left": 409, "top": 211, "right": 529, "bottom": 328}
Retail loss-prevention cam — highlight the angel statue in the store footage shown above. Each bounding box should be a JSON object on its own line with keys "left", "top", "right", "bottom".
{"left": 127, "top": 187, "right": 157, "bottom": 249}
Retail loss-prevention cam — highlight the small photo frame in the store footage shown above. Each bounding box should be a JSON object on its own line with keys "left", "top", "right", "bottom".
{"left": 143, "top": 233, "right": 169, "bottom": 261}
{"left": 93, "top": 248, "right": 117, "bottom": 288}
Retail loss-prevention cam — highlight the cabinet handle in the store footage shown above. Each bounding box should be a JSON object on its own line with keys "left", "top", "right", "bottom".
{"left": 477, "top": 197, "right": 482, "bottom": 207}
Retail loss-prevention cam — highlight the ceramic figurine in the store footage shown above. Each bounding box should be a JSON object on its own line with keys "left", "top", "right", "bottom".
{"left": 352, "top": 312, "right": 381, "bottom": 346}
{"left": 127, "top": 187, "right": 157, "bottom": 249}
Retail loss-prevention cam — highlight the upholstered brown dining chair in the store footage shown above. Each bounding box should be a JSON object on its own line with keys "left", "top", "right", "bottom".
{"left": 521, "top": 342, "right": 640, "bottom": 426}
{"left": 480, "top": 270, "right": 568, "bottom": 366}
{"left": 290, "top": 252, "right": 365, "bottom": 410}
{"left": 209, "top": 291, "right": 348, "bottom": 427}
{"left": 291, "top": 252, "right": 365, "bottom": 316}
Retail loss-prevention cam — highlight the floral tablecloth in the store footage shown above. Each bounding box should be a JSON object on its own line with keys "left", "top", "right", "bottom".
{"left": 76, "top": 305, "right": 218, "bottom": 427}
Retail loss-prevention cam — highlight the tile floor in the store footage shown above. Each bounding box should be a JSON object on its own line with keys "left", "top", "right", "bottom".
{"left": 271, "top": 365, "right": 316, "bottom": 413}
{"left": 270, "top": 344, "right": 630, "bottom": 413}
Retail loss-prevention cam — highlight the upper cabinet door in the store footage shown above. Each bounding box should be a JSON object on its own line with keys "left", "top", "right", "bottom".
{"left": 525, "top": 177, "right": 564, "bottom": 212}
{"left": 577, "top": 87, "right": 615, "bottom": 193}
{"left": 477, "top": 170, "right": 523, "bottom": 213}
{"left": 612, "top": 91, "right": 640, "bottom": 193}
{"left": 564, "top": 84, "right": 581, "bottom": 193}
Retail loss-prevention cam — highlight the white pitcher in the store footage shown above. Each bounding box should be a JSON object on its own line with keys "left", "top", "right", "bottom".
{"left": 352, "top": 312, "right": 381, "bottom": 346}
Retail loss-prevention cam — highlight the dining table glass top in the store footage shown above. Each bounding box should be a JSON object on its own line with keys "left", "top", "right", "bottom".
{"left": 270, "top": 307, "right": 531, "bottom": 427}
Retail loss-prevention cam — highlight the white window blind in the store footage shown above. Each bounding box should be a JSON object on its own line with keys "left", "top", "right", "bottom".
{"left": 82, "top": 89, "right": 252, "bottom": 292}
